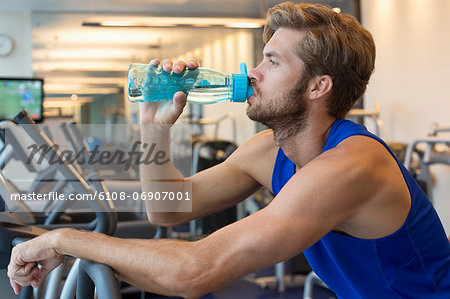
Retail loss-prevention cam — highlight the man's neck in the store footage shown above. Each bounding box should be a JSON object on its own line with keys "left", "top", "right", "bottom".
{"left": 274, "top": 116, "right": 336, "bottom": 168}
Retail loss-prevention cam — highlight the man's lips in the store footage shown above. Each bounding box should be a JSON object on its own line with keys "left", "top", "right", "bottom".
{"left": 247, "top": 94, "right": 255, "bottom": 104}
{"left": 247, "top": 87, "right": 258, "bottom": 101}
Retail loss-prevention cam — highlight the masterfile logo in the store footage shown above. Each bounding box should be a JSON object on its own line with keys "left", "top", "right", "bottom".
{"left": 25, "top": 141, "right": 169, "bottom": 171}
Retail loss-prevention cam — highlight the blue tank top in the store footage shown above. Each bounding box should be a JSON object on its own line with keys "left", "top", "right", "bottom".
{"left": 272, "top": 119, "right": 450, "bottom": 298}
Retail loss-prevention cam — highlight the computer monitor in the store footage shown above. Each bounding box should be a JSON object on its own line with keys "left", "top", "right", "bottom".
{"left": 0, "top": 78, "right": 44, "bottom": 123}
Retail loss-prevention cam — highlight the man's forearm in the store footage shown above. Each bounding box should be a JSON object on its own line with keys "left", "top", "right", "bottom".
{"left": 51, "top": 229, "right": 202, "bottom": 298}
{"left": 139, "top": 124, "right": 182, "bottom": 181}
{"left": 139, "top": 124, "right": 190, "bottom": 225}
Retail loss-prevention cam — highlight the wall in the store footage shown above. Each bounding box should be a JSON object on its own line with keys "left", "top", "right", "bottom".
{"left": 361, "top": 0, "right": 450, "bottom": 234}
{"left": 173, "top": 29, "right": 258, "bottom": 146}
{"left": 200, "top": 30, "right": 257, "bottom": 146}
{"left": 0, "top": 11, "right": 33, "bottom": 77}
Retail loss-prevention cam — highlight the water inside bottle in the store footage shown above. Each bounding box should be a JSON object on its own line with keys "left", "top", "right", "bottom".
{"left": 129, "top": 67, "right": 232, "bottom": 103}
{"left": 128, "top": 65, "right": 237, "bottom": 103}
{"left": 186, "top": 85, "right": 231, "bottom": 104}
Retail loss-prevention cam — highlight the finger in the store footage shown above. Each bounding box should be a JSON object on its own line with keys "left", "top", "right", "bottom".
{"left": 173, "top": 60, "right": 187, "bottom": 74}
{"left": 10, "top": 267, "right": 38, "bottom": 286}
{"left": 31, "top": 273, "right": 44, "bottom": 288}
{"left": 23, "top": 262, "right": 36, "bottom": 276}
{"left": 31, "top": 270, "right": 45, "bottom": 288}
{"left": 186, "top": 60, "right": 199, "bottom": 69}
{"left": 8, "top": 262, "right": 34, "bottom": 278}
{"left": 161, "top": 59, "right": 173, "bottom": 72}
{"left": 7, "top": 261, "right": 22, "bottom": 279}
{"left": 31, "top": 279, "right": 40, "bottom": 289}
{"left": 10, "top": 278, "right": 21, "bottom": 295}
{"left": 149, "top": 59, "right": 160, "bottom": 66}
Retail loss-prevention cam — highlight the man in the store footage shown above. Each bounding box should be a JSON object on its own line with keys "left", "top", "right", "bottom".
{"left": 8, "top": 2, "right": 450, "bottom": 298}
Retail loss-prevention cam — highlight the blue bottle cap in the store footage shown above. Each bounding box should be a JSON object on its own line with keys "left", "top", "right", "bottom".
{"left": 231, "top": 63, "right": 254, "bottom": 102}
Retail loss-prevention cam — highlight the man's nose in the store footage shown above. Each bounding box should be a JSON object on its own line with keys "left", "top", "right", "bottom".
{"left": 248, "top": 67, "right": 261, "bottom": 85}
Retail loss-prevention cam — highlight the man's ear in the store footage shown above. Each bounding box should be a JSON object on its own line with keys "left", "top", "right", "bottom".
{"left": 308, "top": 75, "right": 333, "bottom": 100}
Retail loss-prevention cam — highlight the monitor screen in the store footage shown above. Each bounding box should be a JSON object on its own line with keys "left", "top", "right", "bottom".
{"left": 0, "top": 78, "right": 44, "bottom": 123}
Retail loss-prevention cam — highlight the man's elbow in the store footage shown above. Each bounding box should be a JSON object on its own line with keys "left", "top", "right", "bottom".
{"left": 181, "top": 287, "right": 209, "bottom": 299}
{"left": 146, "top": 212, "right": 185, "bottom": 228}
{"left": 156, "top": 278, "right": 209, "bottom": 299}
{"left": 142, "top": 253, "right": 215, "bottom": 299}
{"left": 177, "top": 267, "right": 217, "bottom": 299}
{"left": 178, "top": 284, "right": 207, "bottom": 299}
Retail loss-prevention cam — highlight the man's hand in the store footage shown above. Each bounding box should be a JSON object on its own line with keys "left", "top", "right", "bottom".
{"left": 139, "top": 59, "right": 199, "bottom": 124}
{"left": 7, "top": 231, "right": 64, "bottom": 295}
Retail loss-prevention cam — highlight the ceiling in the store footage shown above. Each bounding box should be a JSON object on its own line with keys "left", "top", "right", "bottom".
{"left": 1, "top": 0, "right": 351, "bottom": 104}
{"left": 2, "top": 0, "right": 349, "bottom": 17}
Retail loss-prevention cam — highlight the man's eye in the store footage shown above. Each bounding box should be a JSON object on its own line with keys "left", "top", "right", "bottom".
{"left": 269, "top": 59, "right": 278, "bottom": 66}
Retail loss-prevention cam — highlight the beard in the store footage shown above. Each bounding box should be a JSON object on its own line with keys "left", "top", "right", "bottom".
{"left": 247, "top": 76, "right": 309, "bottom": 143}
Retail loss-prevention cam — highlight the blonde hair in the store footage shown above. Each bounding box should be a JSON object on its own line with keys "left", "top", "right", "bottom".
{"left": 263, "top": 2, "right": 376, "bottom": 118}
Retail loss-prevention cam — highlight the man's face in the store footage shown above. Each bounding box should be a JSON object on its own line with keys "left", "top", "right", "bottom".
{"left": 247, "top": 28, "right": 310, "bottom": 131}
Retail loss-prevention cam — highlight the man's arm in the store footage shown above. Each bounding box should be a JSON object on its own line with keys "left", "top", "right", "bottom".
{"left": 10, "top": 136, "right": 395, "bottom": 298}
{"left": 137, "top": 59, "right": 274, "bottom": 226}
{"left": 142, "top": 128, "right": 277, "bottom": 227}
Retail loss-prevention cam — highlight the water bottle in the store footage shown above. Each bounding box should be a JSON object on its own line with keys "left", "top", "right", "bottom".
{"left": 128, "top": 63, "right": 254, "bottom": 104}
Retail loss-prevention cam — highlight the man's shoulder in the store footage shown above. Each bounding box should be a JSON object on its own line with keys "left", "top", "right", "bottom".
{"left": 312, "top": 134, "right": 396, "bottom": 194}
{"left": 324, "top": 134, "right": 390, "bottom": 164}
{"left": 235, "top": 129, "right": 278, "bottom": 157}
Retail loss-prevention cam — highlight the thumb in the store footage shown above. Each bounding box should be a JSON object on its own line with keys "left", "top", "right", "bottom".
{"left": 170, "top": 91, "right": 187, "bottom": 120}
